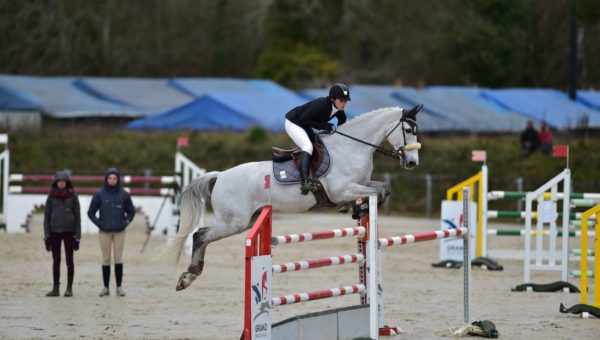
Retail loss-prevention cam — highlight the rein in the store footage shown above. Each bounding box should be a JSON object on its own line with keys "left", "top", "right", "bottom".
{"left": 332, "top": 116, "right": 421, "bottom": 159}
{"left": 333, "top": 130, "right": 403, "bottom": 158}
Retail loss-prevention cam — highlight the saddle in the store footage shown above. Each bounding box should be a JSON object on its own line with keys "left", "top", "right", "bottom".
{"left": 271, "top": 137, "right": 333, "bottom": 208}
{"left": 272, "top": 141, "right": 324, "bottom": 170}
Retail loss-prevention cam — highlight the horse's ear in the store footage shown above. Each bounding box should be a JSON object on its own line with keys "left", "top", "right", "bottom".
{"left": 403, "top": 104, "right": 423, "bottom": 120}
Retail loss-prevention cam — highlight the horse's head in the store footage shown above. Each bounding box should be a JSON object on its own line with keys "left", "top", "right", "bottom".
{"left": 386, "top": 104, "right": 422, "bottom": 170}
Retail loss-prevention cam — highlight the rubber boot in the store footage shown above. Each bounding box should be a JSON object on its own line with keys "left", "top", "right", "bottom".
{"left": 299, "top": 151, "right": 317, "bottom": 195}
{"left": 64, "top": 271, "right": 74, "bottom": 297}
{"left": 46, "top": 284, "right": 59, "bottom": 297}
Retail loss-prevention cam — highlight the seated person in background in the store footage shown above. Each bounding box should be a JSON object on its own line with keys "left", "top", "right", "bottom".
{"left": 520, "top": 120, "right": 539, "bottom": 158}
{"left": 538, "top": 121, "right": 553, "bottom": 155}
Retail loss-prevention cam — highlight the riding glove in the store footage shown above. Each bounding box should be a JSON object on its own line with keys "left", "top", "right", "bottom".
{"left": 73, "top": 238, "right": 80, "bottom": 251}
{"left": 44, "top": 237, "right": 51, "bottom": 251}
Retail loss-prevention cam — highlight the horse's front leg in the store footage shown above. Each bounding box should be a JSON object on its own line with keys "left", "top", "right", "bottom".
{"left": 334, "top": 182, "right": 389, "bottom": 213}
{"left": 335, "top": 183, "right": 381, "bottom": 203}
{"left": 366, "top": 180, "right": 391, "bottom": 205}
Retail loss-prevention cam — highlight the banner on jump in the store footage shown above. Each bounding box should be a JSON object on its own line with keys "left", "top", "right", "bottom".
{"left": 250, "top": 255, "right": 272, "bottom": 339}
{"left": 439, "top": 200, "right": 476, "bottom": 261}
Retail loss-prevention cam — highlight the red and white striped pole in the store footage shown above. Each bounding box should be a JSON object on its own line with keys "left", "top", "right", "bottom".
{"left": 271, "top": 284, "right": 365, "bottom": 306}
{"left": 272, "top": 253, "right": 364, "bottom": 274}
{"left": 271, "top": 227, "right": 365, "bottom": 246}
{"left": 378, "top": 227, "right": 468, "bottom": 248}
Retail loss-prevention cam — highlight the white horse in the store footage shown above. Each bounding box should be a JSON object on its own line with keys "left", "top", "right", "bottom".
{"left": 165, "top": 105, "right": 422, "bottom": 290}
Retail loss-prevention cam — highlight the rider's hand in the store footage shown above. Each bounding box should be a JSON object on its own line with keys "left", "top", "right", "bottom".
{"left": 73, "top": 238, "right": 80, "bottom": 251}
{"left": 323, "top": 123, "right": 335, "bottom": 133}
{"left": 44, "top": 237, "right": 51, "bottom": 251}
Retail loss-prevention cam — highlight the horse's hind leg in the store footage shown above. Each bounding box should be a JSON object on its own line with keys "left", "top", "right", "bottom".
{"left": 176, "top": 227, "right": 209, "bottom": 291}
{"left": 175, "top": 208, "right": 261, "bottom": 291}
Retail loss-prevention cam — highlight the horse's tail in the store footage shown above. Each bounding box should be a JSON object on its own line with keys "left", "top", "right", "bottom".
{"left": 161, "top": 171, "right": 220, "bottom": 266}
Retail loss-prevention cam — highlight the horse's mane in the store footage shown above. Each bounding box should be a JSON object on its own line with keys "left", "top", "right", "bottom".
{"left": 340, "top": 106, "right": 401, "bottom": 131}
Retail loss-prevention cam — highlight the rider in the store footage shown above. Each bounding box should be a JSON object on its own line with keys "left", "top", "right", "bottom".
{"left": 285, "top": 83, "right": 350, "bottom": 195}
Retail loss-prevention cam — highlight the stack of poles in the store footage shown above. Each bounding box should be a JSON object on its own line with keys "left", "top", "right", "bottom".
{"left": 243, "top": 193, "right": 472, "bottom": 339}
{"left": 487, "top": 191, "right": 599, "bottom": 236}
{"left": 448, "top": 166, "right": 598, "bottom": 257}
{"left": 448, "top": 165, "right": 598, "bottom": 282}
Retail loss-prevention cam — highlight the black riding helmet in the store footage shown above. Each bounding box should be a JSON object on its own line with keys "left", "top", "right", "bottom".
{"left": 329, "top": 83, "right": 351, "bottom": 101}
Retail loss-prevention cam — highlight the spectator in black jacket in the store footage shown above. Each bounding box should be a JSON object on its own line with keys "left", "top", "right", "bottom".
{"left": 285, "top": 83, "right": 350, "bottom": 195}
{"left": 44, "top": 172, "right": 81, "bottom": 297}
{"left": 520, "top": 120, "right": 539, "bottom": 158}
{"left": 87, "top": 167, "right": 135, "bottom": 297}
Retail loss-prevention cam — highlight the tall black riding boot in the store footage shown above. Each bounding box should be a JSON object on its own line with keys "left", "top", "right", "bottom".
{"left": 46, "top": 270, "right": 60, "bottom": 296}
{"left": 115, "top": 263, "right": 123, "bottom": 287}
{"left": 64, "top": 271, "right": 74, "bottom": 297}
{"left": 299, "top": 151, "right": 317, "bottom": 195}
{"left": 115, "top": 264, "right": 125, "bottom": 296}
{"left": 99, "top": 265, "right": 110, "bottom": 296}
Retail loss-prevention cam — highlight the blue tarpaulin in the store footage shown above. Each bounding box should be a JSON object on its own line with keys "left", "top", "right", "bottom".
{"left": 0, "top": 82, "right": 39, "bottom": 110}
{"left": 0, "top": 75, "right": 139, "bottom": 118}
{"left": 412, "top": 86, "right": 531, "bottom": 131}
{"left": 127, "top": 90, "right": 306, "bottom": 132}
{"left": 300, "top": 85, "right": 463, "bottom": 131}
{"left": 577, "top": 90, "right": 600, "bottom": 110}
{"left": 73, "top": 77, "right": 193, "bottom": 115}
{"left": 3, "top": 73, "right": 599, "bottom": 131}
{"left": 127, "top": 95, "right": 257, "bottom": 131}
{"left": 168, "top": 78, "right": 295, "bottom": 97}
{"left": 481, "top": 88, "right": 600, "bottom": 128}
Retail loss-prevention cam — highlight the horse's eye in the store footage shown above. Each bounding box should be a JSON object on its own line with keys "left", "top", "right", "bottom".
{"left": 405, "top": 128, "right": 412, "bottom": 133}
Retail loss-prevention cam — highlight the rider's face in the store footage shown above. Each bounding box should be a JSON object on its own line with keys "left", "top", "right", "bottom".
{"left": 334, "top": 98, "right": 347, "bottom": 111}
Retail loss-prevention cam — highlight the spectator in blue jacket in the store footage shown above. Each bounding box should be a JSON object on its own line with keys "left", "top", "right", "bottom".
{"left": 88, "top": 167, "right": 135, "bottom": 297}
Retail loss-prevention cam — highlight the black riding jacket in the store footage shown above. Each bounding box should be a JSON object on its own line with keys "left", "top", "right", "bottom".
{"left": 286, "top": 96, "right": 347, "bottom": 140}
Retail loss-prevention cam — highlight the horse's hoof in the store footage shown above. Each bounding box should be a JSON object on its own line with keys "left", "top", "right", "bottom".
{"left": 176, "top": 272, "right": 197, "bottom": 291}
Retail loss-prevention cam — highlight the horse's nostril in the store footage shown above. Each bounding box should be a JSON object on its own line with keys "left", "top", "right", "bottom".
{"left": 408, "top": 161, "right": 417, "bottom": 167}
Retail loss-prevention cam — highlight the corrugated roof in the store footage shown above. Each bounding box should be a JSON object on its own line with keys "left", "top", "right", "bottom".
{"left": 127, "top": 87, "right": 307, "bottom": 132}
{"left": 300, "top": 85, "right": 462, "bottom": 131}
{"left": 481, "top": 88, "right": 600, "bottom": 128}
{"left": 74, "top": 77, "right": 194, "bottom": 115}
{"left": 0, "top": 75, "right": 139, "bottom": 118}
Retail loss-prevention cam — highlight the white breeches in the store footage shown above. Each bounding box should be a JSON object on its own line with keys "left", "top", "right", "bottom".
{"left": 285, "top": 119, "right": 313, "bottom": 154}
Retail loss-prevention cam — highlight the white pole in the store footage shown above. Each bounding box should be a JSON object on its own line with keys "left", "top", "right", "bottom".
{"left": 481, "top": 165, "right": 488, "bottom": 258}
{"left": 562, "top": 169, "right": 571, "bottom": 282}
{"left": 1, "top": 150, "right": 8, "bottom": 224}
{"left": 368, "top": 195, "right": 379, "bottom": 339}
{"left": 524, "top": 193, "right": 532, "bottom": 284}
{"left": 0, "top": 134, "right": 8, "bottom": 225}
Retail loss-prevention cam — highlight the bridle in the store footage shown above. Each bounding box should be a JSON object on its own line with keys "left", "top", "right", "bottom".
{"left": 332, "top": 114, "right": 421, "bottom": 161}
